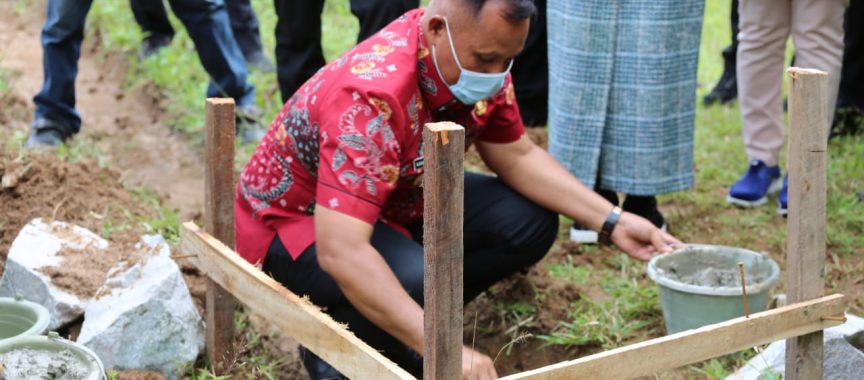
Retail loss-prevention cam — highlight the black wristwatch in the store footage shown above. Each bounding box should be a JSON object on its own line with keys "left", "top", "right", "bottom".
{"left": 598, "top": 206, "right": 622, "bottom": 246}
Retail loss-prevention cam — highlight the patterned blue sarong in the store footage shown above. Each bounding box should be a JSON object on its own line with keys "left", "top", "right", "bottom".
{"left": 548, "top": 0, "right": 704, "bottom": 195}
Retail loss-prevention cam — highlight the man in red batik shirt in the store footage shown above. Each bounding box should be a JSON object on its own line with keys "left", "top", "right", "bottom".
{"left": 235, "top": 0, "right": 680, "bottom": 378}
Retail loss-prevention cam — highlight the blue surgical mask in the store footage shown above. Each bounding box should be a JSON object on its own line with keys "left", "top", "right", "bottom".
{"left": 431, "top": 17, "right": 513, "bottom": 105}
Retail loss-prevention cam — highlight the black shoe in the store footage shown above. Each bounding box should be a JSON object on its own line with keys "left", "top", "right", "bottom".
{"left": 830, "top": 106, "right": 864, "bottom": 139}
{"left": 703, "top": 67, "right": 737, "bottom": 106}
{"left": 622, "top": 195, "right": 666, "bottom": 230}
{"left": 138, "top": 34, "right": 172, "bottom": 61}
{"left": 245, "top": 51, "right": 275, "bottom": 73}
{"left": 298, "top": 346, "right": 347, "bottom": 380}
{"left": 235, "top": 105, "right": 267, "bottom": 144}
{"left": 25, "top": 118, "right": 71, "bottom": 149}
{"left": 858, "top": 188, "right": 864, "bottom": 203}
{"left": 703, "top": 48, "right": 737, "bottom": 106}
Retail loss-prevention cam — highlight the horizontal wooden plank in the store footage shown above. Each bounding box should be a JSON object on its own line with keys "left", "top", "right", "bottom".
{"left": 180, "top": 222, "right": 414, "bottom": 380}
{"left": 502, "top": 294, "right": 846, "bottom": 380}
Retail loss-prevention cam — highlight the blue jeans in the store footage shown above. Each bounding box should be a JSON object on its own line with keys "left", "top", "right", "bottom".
{"left": 34, "top": 0, "right": 255, "bottom": 135}
{"left": 130, "top": 0, "right": 264, "bottom": 60}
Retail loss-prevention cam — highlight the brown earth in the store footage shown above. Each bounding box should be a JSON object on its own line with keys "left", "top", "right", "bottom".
{"left": 0, "top": 2, "right": 306, "bottom": 379}
{"left": 0, "top": 149, "right": 152, "bottom": 272}
{"left": 0, "top": 0, "right": 205, "bottom": 223}
{"left": 2, "top": 2, "right": 860, "bottom": 380}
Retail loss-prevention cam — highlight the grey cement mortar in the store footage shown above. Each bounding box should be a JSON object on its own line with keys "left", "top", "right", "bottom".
{"left": 663, "top": 256, "right": 767, "bottom": 287}
{"left": 0, "top": 348, "right": 91, "bottom": 379}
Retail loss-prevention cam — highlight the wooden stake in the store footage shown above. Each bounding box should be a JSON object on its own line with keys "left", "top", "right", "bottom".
{"left": 738, "top": 262, "right": 749, "bottom": 318}
{"left": 204, "top": 98, "right": 238, "bottom": 374}
{"left": 500, "top": 294, "right": 845, "bottom": 380}
{"left": 423, "top": 122, "right": 465, "bottom": 380}
{"left": 785, "top": 67, "right": 829, "bottom": 380}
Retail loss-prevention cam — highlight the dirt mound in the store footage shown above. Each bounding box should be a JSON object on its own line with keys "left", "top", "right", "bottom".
{"left": 463, "top": 242, "right": 589, "bottom": 376}
{"left": 0, "top": 148, "right": 153, "bottom": 274}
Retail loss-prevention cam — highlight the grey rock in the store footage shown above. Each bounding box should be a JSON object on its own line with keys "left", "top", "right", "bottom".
{"left": 77, "top": 235, "right": 204, "bottom": 379}
{"left": 0, "top": 218, "right": 108, "bottom": 329}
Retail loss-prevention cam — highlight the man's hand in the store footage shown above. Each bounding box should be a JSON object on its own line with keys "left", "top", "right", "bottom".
{"left": 610, "top": 212, "right": 681, "bottom": 261}
{"left": 462, "top": 346, "right": 497, "bottom": 380}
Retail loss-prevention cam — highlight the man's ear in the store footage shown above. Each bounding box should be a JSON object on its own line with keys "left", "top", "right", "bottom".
{"left": 426, "top": 15, "right": 446, "bottom": 38}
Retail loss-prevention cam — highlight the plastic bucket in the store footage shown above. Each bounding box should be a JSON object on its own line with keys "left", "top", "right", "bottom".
{"left": 0, "top": 297, "right": 50, "bottom": 341}
{"left": 0, "top": 333, "right": 106, "bottom": 380}
{"left": 646, "top": 244, "right": 781, "bottom": 334}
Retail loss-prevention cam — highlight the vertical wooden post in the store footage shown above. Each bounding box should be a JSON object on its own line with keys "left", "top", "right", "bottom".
{"left": 204, "top": 98, "right": 238, "bottom": 374}
{"left": 423, "top": 122, "right": 465, "bottom": 380}
{"left": 785, "top": 68, "right": 828, "bottom": 380}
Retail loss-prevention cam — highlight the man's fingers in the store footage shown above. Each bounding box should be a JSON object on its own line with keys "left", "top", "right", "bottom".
{"left": 661, "top": 230, "right": 682, "bottom": 245}
{"left": 650, "top": 229, "right": 673, "bottom": 253}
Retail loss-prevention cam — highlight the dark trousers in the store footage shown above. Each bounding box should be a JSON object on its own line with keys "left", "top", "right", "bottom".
{"left": 273, "top": 0, "right": 418, "bottom": 102}
{"left": 722, "top": 0, "right": 740, "bottom": 70}
{"left": 262, "top": 173, "right": 559, "bottom": 376}
{"left": 839, "top": 0, "right": 863, "bottom": 109}
{"left": 510, "top": 0, "right": 547, "bottom": 126}
{"left": 33, "top": 0, "right": 254, "bottom": 135}
{"left": 130, "top": 0, "right": 264, "bottom": 59}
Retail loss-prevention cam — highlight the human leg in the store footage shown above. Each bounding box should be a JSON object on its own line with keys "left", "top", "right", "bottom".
{"left": 30, "top": 0, "right": 95, "bottom": 147}
{"left": 274, "top": 0, "right": 325, "bottom": 102}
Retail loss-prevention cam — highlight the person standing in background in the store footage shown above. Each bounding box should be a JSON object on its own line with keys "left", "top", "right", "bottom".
{"left": 129, "top": 0, "right": 275, "bottom": 72}
{"left": 547, "top": 0, "right": 705, "bottom": 243}
{"left": 832, "top": 0, "right": 863, "bottom": 138}
{"left": 510, "top": 0, "right": 547, "bottom": 127}
{"left": 273, "top": 0, "right": 418, "bottom": 103}
{"left": 703, "top": 0, "right": 739, "bottom": 106}
{"left": 726, "top": 0, "right": 845, "bottom": 214}
{"left": 28, "top": 0, "right": 265, "bottom": 148}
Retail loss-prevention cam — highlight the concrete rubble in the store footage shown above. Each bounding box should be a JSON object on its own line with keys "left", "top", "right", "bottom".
{"left": 78, "top": 235, "right": 205, "bottom": 379}
{"left": 0, "top": 218, "right": 107, "bottom": 329}
{"left": 1, "top": 220, "right": 204, "bottom": 379}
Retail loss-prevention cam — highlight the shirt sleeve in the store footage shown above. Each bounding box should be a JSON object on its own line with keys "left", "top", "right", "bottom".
{"left": 477, "top": 76, "right": 526, "bottom": 144}
{"left": 314, "top": 87, "right": 406, "bottom": 225}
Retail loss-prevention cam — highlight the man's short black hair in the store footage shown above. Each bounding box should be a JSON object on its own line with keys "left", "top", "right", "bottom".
{"left": 465, "top": 0, "right": 537, "bottom": 21}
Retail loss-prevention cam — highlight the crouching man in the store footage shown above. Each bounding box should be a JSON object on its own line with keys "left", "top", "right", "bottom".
{"left": 235, "top": 0, "right": 679, "bottom": 378}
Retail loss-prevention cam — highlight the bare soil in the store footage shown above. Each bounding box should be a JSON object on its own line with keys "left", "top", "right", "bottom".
{"left": 0, "top": 150, "right": 152, "bottom": 272}
{"left": 114, "top": 370, "right": 168, "bottom": 380}
{"left": 0, "top": 0, "right": 205, "bottom": 222}
{"left": 1, "top": 3, "right": 861, "bottom": 380}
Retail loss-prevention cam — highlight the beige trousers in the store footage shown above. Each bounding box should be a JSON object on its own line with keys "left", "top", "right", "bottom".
{"left": 737, "top": 0, "right": 846, "bottom": 166}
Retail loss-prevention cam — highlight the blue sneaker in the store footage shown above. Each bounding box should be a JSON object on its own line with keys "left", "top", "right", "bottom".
{"left": 727, "top": 160, "right": 782, "bottom": 207}
{"left": 777, "top": 175, "right": 788, "bottom": 215}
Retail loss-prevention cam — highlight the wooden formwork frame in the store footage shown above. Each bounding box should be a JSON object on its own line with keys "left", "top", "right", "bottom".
{"left": 186, "top": 68, "right": 845, "bottom": 379}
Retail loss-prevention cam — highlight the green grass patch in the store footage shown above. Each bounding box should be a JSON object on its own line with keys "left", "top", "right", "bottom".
{"left": 540, "top": 256, "right": 660, "bottom": 349}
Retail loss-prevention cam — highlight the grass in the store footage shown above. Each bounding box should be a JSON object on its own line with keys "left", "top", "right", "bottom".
{"left": 540, "top": 256, "right": 661, "bottom": 349}
{"left": 0, "top": 66, "right": 10, "bottom": 94}
{"left": 12, "top": 0, "right": 860, "bottom": 378}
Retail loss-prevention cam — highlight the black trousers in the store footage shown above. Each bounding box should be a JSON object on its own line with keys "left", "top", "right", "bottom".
{"left": 262, "top": 173, "right": 559, "bottom": 376}
{"left": 839, "top": 0, "right": 863, "bottom": 109}
{"left": 273, "top": 0, "right": 418, "bottom": 102}
{"left": 130, "top": 0, "right": 264, "bottom": 59}
{"left": 510, "top": 0, "right": 547, "bottom": 126}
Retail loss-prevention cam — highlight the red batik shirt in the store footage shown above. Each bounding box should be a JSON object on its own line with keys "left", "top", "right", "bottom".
{"left": 235, "top": 9, "right": 525, "bottom": 266}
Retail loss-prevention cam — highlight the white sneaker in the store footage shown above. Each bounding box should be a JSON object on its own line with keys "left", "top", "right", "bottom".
{"left": 569, "top": 226, "right": 598, "bottom": 244}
